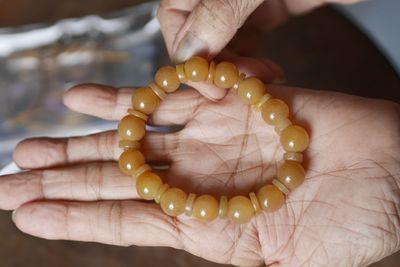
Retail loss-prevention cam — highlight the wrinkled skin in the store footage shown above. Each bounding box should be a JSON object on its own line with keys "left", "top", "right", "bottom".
{"left": 0, "top": 82, "right": 399, "bottom": 267}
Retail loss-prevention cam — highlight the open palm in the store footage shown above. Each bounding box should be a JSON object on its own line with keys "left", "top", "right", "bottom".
{"left": 0, "top": 82, "right": 399, "bottom": 267}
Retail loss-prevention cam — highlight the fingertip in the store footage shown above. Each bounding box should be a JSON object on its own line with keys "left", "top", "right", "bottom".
{"left": 13, "top": 138, "right": 34, "bottom": 169}
{"left": 13, "top": 202, "right": 67, "bottom": 240}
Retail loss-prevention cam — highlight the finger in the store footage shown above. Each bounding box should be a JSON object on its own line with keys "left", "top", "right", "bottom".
{"left": 13, "top": 130, "right": 178, "bottom": 169}
{"left": 158, "top": 0, "right": 264, "bottom": 63}
{"left": 64, "top": 84, "right": 204, "bottom": 123}
{"left": 0, "top": 162, "right": 138, "bottom": 210}
{"left": 13, "top": 200, "right": 181, "bottom": 248}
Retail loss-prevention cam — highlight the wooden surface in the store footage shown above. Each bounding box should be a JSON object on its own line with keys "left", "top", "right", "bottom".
{"left": 0, "top": 3, "right": 399, "bottom": 267}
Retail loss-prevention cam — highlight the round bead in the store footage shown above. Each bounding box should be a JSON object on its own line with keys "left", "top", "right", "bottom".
{"left": 154, "top": 184, "right": 169, "bottom": 204}
{"left": 160, "top": 187, "right": 187, "bottom": 216}
{"left": 214, "top": 61, "right": 239, "bottom": 88}
{"left": 237, "top": 77, "right": 266, "bottom": 105}
{"left": 280, "top": 125, "right": 310, "bottom": 152}
{"left": 118, "top": 115, "right": 146, "bottom": 141}
{"left": 184, "top": 56, "right": 209, "bottom": 82}
{"left": 261, "top": 98, "right": 290, "bottom": 125}
{"left": 257, "top": 184, "right": 285, "bottom": 212}
{"left": 227, "top": 196, "right": 254, "bottom": 224}
{"left": 131, "top": 87, "right": 159, "bottom": 115}
{"left": 277, "top": 161, "right": 306, "bottom": 190}
{"left": 118, "top": 149, "right": 145, "bottom": 175}
{"left": 155, "top": 66, "right": 180, "bottom": 93}
{"left": 136, "top": 172, "right": 163, "bottom": 200}
{"left": 192, "top": 195, "right": 219, "bottom": 222}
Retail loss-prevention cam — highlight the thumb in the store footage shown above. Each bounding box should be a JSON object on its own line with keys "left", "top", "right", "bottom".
{"left": 171, "top": 0, "right": 263, "bottom": 63}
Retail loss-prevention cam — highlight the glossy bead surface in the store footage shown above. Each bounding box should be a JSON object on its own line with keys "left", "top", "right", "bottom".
{"left": 257, "top": 184, "right": 285, "bottom": 212}
{"left": 214, "top": 61, "right": 239, "bottom": 88}
{"left": 184, "top": 56, "right": 209, "bottom": 82}
{"left": 261, "top": 98, "right": 289, "bottom": 125}
{"left": 118, "top": 115, "right": 146, "bottom": 141}
{"left": 237, "top": 77, "right": 266, "bottom": 105}
{"left": 136, "top": 172, "right": 163, "bottom": 200}
{"left": 118, "top": 149, "right": 145, "bottom": 175}
{"left": 284, "top": 152, "right": 303, "bottom": 162}
{"left": 155, "top": 66, "right": 180, "bottom": 93}
{"left": 277, "top": 161, "right": 305, "bottom": 190}
{"left": 132, "top": 87, "right": 159, "bottom": 115}
{"left": 192, "top": 195, "right": 219, "bottom": 222}
{"left": 160, "top": 187, "right": 187, "bottom": 216}
{"left": 280, "top": 125, "right": 310, "bottom": 152}
{"left": 219, "top": 196, "right": 228, "bottom": 219}
{"left": 227, "top": 196, "right": 254, "bottom": 224}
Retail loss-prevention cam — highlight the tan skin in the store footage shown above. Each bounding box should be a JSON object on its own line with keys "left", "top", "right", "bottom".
{"left": 0, "top": 81, "right": 399, "bottom": 266}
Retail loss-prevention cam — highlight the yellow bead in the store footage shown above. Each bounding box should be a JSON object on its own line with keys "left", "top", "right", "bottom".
{"left": 118, "top": 149, "right": 145, "bottom": 175}
{"left": 155, "top": 66, "right": 180, "bottom": 93}
{"left": 184, "top": 56, "right": 209, "bottom": 82}
{"left": 118, "top": 115, "right": 146, "bottom": 141}
{"left": 237, "top": 77, "right": 266, "bottom": 105}
{"left": 280, "top": 125, "right": 310, "bottom": 152}
{"left": 227, "top": 196, "right": 254, "bottom": 224}
{"left": 136, "top": 172, "right": 163, "bottom": 200}
{"left": 160, "top": 187, "right": 187, "bottom": 216}
{"left": 261, "top": 98, "right": 290, "bottom": 125}
{"left": 214, "top": 61, "right": 239, "bottom": 88}
{"left": 192, "top": 195, "right": 219, "bottom": 222}
{"left": 277, "top": 161, "right": 305, "bottom": 190}
{"left": 185, "top": 193, "right": 197, "bottom": 216}
{"left": 219, "top": 196, "right": 228, "bottom": 219}
{"left": 284, "top": 152, "right": 303, "bottom": 162}
{"left": 176, "top": 64, "right": 188, "bottom": 83}
{"left": 257, "top": 184, "right": 285, "bottom": 212}
{"left": 131, "top": 87, "right": 159, "bottom": 115}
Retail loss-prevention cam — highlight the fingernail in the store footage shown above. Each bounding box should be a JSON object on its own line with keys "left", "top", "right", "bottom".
{"left": 12, "top": 210, "right": 17, "bottom": 222}
{"left": 173, "top": 32, "right": 209, "bottom": 64}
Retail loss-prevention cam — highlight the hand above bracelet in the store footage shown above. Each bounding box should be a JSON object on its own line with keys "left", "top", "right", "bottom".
{"left": 0, "top": 59, "right": 399, "bottom": 266}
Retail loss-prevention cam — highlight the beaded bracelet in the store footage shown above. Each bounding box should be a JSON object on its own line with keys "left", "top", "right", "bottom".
{"left": 118, "top": 57, "right": 309, "bottom": 224}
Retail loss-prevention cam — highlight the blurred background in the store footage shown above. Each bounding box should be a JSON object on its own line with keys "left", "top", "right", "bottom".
{"left": 0, "top": 0, "right": 399, "bottom": 266}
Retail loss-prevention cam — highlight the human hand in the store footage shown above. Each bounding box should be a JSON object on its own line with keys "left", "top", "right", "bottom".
{"left": 157, "top": 0, "right": 363, "bottom": 100}
{"left": 0, "top": 80, "right": 399, "bottom": 266}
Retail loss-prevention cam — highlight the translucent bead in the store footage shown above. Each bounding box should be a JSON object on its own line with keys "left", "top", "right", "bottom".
{"left": 131, "top": 87, "right": 159, "bottom": 115}
{"left": 118, "top": 149, "right": 145, "bottom": 175}
{"left": 185, "top": 193, "right": 196, "bottom": 216}
{"left": 149, "top": 82, "right": 167, "bottom": 100}
{"left": 257, "top": 184, "right": 285, "bottom": 212}
{"left": 231, "top": 73, "right": 246, "bottom": 90}
{"left": 207, "top": 61, "right": 215, "bottom": 83}
{"left": 253, "top": 93, "right": 272, "bottom": 112}
{"left": 280, "top": 125, "right": 310, "bottom": 152}
{"left": 176, "top": 64, "right": 188, "bottom": 83}
{"left": 127, "top": 108, "right": 148, "bottom": 121}
{"left": 249, "top": 192, "right": 261, "bottom": 213}
{"left": 118, "top": 140, "right": 141, "bottom": 150}
{"left": 284, "top": 152, "right": 303, "bottom": 163}
{"left": 274, "top": 118, "right": 292, "bottom": 135}
{"left": 132, "top": 164, "right": 151, "bottom": 178}
{"left": 227, "top": 196, "right": 254, "bottom": 224}
{"left": 154, "top": 184, "right": 169, "bottom": 204}
{"left": 118, "top": 115, "right": 146, "bottom": 141}
{"left": 155, "top": 66, "right": 181, "bottom": 93}
{"left": 136, "top": 172, "right": 163, "bottom": 200}
{"left": 261, "top": 98, "right": 290, "bottom": 125}
{"left": 184, "top": 56, "right": 209, "bottom": 82}
{"left": 214, "top": 61, "right": 239, "bottom": 88}
{"left": 192, "top": 195, "right": 219, "bottom": 222}
{"left": 277, "top": 161, "right": 305, "bottom": 190}
{"left": 219, "top": 196, "right": 228, "bottom": 219}
{"left": 272, "top": 179, "right": 290, "bottom": 195}
{"left": 160, "top": 187, "right": 187, "bottom": 216}
{"left": 237, "top": 77, "right": 266, "bottom": 105}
